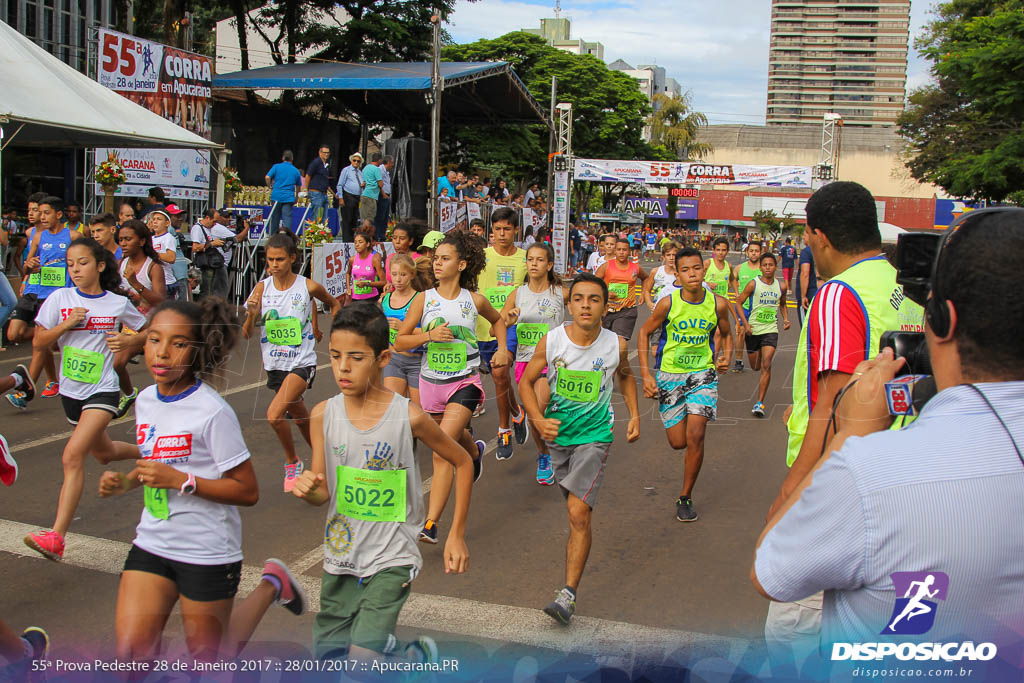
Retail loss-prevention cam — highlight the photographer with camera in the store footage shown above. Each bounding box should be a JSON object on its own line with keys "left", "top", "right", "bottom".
{"left": 753, "top": 208, "right": 1024, "bottom": 669}
{"left": 760, "top": 182, "right": 925, "bottom": 671}
{"left": 190, "top": 208, "right": 248, "bottom": 299}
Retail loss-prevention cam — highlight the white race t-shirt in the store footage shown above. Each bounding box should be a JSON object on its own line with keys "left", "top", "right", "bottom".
{"left": 190, "top": 223, "right": 236, "bottom": 261}
{"left": 586, "top": 252, "right": 606, "bottom": 273}
{"left": 151, "top": 230, "right": 178, "bottom": 285}
{"left": 132, "top": 382, "right": 251, "bottom": 565}
{"left": 35, "top": 287, "right": 147, "bottom": 399}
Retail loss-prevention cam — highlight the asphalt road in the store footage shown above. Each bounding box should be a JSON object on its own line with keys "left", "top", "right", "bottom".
{"left": 0, "top": 253, "right": 800, "bottom": 678}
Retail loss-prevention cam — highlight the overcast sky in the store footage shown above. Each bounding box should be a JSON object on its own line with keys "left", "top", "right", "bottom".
{"left": 448, "top": 0, "right": 938, "bottom": 125}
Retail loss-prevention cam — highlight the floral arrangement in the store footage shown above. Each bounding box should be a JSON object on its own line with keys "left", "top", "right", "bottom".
{"left": 95, "top": 152, "right": 127, "bottom": 188}
{"left": 223, "top": 167, "right": 243, "bottom": 195}
{"left": 301, "top": 219, "right": 333, "bottom": 246}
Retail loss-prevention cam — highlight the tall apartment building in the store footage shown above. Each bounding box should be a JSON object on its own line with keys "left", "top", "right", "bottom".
{"left": 2, "top": 0, "right": 118, "bottom": 74}
{"left": 766, "top": 0, "right": 910, "bottom": 127}
{"left": 522, "top": 15, "right": 604, "bottom": 61}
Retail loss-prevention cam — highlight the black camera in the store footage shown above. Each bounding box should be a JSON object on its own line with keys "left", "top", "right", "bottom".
{"left": 878, "top": 231, "right": 945, "bottom": 376}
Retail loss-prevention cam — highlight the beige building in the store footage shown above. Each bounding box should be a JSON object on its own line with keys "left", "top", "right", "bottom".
{"left": 767, "top": 0, "right": 910, "bottom": 127}
{"left": 697, "top": 124, "right": 943, "bottom": 199}
{"left": 522, "top": 16, "right": 604, "bottom": 61}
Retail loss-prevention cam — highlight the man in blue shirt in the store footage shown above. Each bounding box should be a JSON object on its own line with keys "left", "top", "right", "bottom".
{"left": 779, "top": 237, "right": 797, "bottom": 292}
{"left": 797, "top": 243, "right": 818, "bottom": 327}
{"left": 303, "top": 145, "right": 332, "bottom": 222}
{"left": 359, "top": 153, "right": 383, "bottom": 228}
{"left": 336, "top": 152, "right": 364, "bottom": 242}
{"left": 436, "top": 170, "right": 456, "bottom": 199}
{"left": 373, "top": 155, "right": 394, "bottom": 242}
{"left": 265, "top": 150, "right": 302, "bottom": 233}
{"left": 753, "top": 209, "right": 1024, "bottom": 676}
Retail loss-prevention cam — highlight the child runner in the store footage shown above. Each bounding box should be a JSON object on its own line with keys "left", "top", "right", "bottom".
{"left": 585, "top": 233, "right": 615, "bottom": 273}
{"left": 22, "top": 238, "right": 147, "bottom": 560}
{"left": 147, "top": 208, "right": 180, "bottom": 300}
{"left": 113, "top": 219, "right": 167, "bottom": 417}
{"left": 735, "top": 252, "right": 789, "bottom": 417}
{"left": 381, "top": 254, "right": 423, "bottom": 405}
{"left": 596, "top": 238, "right": 649, "bottom": 341}
{"left": 519, "top": 273, "right": 640, "bottom": 624}
{"left": 243, "top": 230, "right": 340, "bottom": 492}
{"left": 384, "top": 219, "right": 422, "bottom": 291}
{"left": 642, "top": 240, "right": 680, "bottom": 359}
{"left": 704, "top": 236, "right": 736, "bottom": 368}
{"left": 731, "top": 240, "right": 762, "bottom": 372}
{"left": 348, "top": 230, "right": 386, "bottom": 302}
{"left": 89, "top": 213, "right": 122, "bottom": 262}
{"left": 500, "top": 242, "right": 566, "bottom": 485}
{"left": 637, "top": 248, "right": 733, "bottom": 524}
{"left": 98, "top": 298, "right": 306, "bottom": 662}
{"left": 476, "top": 208, "right": 529, "bottom": 458}
{"left": 394, "top": 230, "right": 508, "bottom": 544}
{"left": 5, "top": 196, "right": 79, "bottom": 409}
{"left": 292, "top": 303, "right": 473, "bottom": 663}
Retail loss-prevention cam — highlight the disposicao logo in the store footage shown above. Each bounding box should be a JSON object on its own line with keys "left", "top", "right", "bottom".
{"left": 831, "top": 571, "right": 998, "bottom": 662}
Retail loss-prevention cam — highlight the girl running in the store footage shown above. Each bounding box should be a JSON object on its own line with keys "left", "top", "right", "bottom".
{"left": 117, "top": 219, "right": 167, "bottom": 316}
{"left": 500, "top": 243, "right": 566, "bottom": 486}
{"left": 112, "top": 219, "right": 167, "bottom": 417}
{"left": 381, "top": 254, "right": 423, "bottom": 405}
{"left": 348, "top": 230, "right": 385, "bottom": 302}
{"left": 22, "top": 238, "right": 148, "bottom": 561}
{"left": 98, "top": 299, "right": 306, "bottom": 662}
{"left": 242, "top": 230, "right": 340, "bottom": 492}
{"left": 394, "top": 231, "right": 510, "bottom": 544}
{"left": 384, "top": 219, "right": 423, "bottom": 291}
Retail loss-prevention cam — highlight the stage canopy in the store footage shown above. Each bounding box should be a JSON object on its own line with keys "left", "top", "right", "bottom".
{"left": 213, "top": 61, "right": 549, "bottom": 128}
{"left": 0, "top": 19, "right": 218, "bottom": 149}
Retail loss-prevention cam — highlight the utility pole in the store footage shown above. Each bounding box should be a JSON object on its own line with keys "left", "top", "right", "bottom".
{"left": 429, "top": 10, "right": 442, "bottom": 229}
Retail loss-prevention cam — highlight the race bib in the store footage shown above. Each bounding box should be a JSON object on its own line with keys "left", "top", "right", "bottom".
{"left": 609, "top": 283, "right": 629, "bottom": 300}
{"left": 556, "top": 368, "right": 601, "bottom": 403}
{"left": 62, "top": 346, "right": 103, "bottom": 384}
{"left": 389, "top": 327, "right": 398, "bottom": 345}
{"left": 516, "top": 323, "right": 548, "bottom": 347}
{"left": 756, "top": 308, "right": 777, "bottom": 324}
{"left": 265, "top": 317, "right": 302, "bottom": 346}
{"left": 354, "top": 283, "right": 373, "bottom": 295}
{"left": 144, "top": 486, "right": 169, "bottom": 520}
{"left": 485, "top": 287, "right": 510, "bottom": 309}
{"left": 41, "top": 266, "right": 65, "bottom": 287}
{"left": 336, "top": 465, "right": 406, "bottom": 522}
{"left": 426, "top": 342, "right": 466, "bottom": 372}
{"left": 673, "top": 349, "right": 707, "bottom": 371}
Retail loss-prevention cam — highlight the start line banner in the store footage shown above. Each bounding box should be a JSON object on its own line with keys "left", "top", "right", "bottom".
{"left": 573, "top": 159, "right": 812, "bottom": 189}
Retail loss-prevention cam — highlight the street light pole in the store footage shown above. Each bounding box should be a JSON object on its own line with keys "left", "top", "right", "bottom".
{"left": 429, "top": 11, "right": 442, "bottom": 229}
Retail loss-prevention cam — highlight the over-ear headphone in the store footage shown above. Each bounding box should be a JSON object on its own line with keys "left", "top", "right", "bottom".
{"left": 925, "top": 207, "right": 1024, "bottom": 338}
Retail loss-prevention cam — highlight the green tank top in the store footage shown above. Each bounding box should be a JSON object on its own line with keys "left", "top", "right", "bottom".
{"left": 785, "top": 256, "right": 925, "bottom": 466}
{"left": 737, "top": 262, "right": 761, "bottom": 311}
{"left": 658, "top": 289, "right": 718, "bottom": 374}
{"left": 704, "top": 259, "right": 730, "bottom": 297}
{"left": 748, "top": 277, "right": 781, "bottom": 335}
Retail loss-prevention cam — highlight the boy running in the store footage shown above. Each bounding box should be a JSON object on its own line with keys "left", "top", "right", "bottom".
{"left": 292, "top": 303, "right": 473, "bottom": 662}
{"left": 638, "top": 248, "right": 732, "bottom": 523}
{"left": 730, "top": 240, "right": 762, "bottom": 372}
{"left": 704, "top": 236, "right": 735, "bottom": 368}
{"left": 519, "top": 273, "right": 640, "bottom": 624}
{"left": 736, "top": 252, "right": 790, "bottom": 418}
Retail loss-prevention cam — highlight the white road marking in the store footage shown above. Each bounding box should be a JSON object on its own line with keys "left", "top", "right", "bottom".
{"left": 7, "top": 362, "right": 332, "bottom": 454}
{"left": 0, "top": 519, "right": 747, "bottom": 663}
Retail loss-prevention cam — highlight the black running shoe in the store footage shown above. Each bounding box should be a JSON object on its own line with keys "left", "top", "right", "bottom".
{"left": 676, "top": 497, "right": 698, "bottom": 522}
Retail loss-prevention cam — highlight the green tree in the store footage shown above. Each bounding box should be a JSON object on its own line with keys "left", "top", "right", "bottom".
{"left": 898, "top": 0, "right": 1024, "bottom": 202}
{"left": 441, "top": 32, "right": 669, "bottom": 195}
{"left": 648, "top": 92, "right": 712, "bottom": 161}
{"left": 752, "top": 209, "right": 800, "bottom": 242}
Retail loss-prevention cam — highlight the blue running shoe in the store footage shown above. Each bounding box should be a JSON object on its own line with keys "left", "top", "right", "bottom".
{"left": 752, "top": 401, "right": 765, "bottom": 418}
{"left": 536, "top": 454, "right": 554, "bottom": 485}
{"left": 5, "top": 392, "right": 28, "bottom": 411}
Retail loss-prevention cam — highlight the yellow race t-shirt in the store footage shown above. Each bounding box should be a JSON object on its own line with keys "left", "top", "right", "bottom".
{"left": 475, "top": 246, "right": 527, "bottom": 342}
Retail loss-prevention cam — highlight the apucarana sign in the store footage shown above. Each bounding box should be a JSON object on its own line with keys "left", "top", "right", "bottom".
{"left": 574, "top": 159, "right": 811, "bottom": 188}
{"left": 95, "top": 148, "right": 211, "bottom": 201}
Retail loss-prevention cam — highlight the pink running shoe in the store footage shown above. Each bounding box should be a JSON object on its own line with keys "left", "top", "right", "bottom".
{"left": 262, "top": 558, "right": 307, "bottom": 615}
{"left": 24, "top": 530, "right": 65, "bottom": 561}
{"left": 283, "top": 461, "right": 304, "bottom": 492}
{"left": 0, "top": 435, "right": 17, "bottom": 487}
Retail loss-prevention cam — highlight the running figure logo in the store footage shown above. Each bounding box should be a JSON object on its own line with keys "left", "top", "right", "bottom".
{"left": 141, "top": 44, "right": 155, "bottom": 77}
{"left": 883, "top": 571, "right": 949, "bottom": 635}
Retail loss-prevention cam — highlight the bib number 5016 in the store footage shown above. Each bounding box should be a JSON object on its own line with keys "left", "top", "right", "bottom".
{"left": 556, "top": 368, "right": 600, "bottom": 403}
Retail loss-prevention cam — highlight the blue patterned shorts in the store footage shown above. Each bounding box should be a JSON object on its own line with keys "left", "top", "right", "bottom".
{"left": 656, "top": 368, "right": 718, "bottom": 428}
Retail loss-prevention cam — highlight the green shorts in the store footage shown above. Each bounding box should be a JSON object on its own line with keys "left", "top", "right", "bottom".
{"left": 314, "top": 565, "right": 415, "bottom": 658}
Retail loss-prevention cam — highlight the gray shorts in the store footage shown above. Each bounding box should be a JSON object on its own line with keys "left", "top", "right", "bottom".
{"left": 383, "top": 351, "right": 420, "bottom": 389}
{"left": 603, "top": 306, "right": 638, "bottom": 340}
{"left": 549, "top": 442, "right": 612, "bottom": 508}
